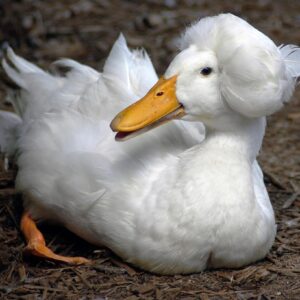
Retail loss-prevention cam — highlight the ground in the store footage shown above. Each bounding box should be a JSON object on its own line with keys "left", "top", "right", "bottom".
{"left": 0, "top": 0, "right": 299, "bottom": 299}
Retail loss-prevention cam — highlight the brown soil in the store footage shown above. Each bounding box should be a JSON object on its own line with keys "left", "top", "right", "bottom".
{"left": 0, "top": 1, "right": 299, "bottom": 299}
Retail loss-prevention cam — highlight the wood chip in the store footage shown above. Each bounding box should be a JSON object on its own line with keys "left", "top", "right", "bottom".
{"left": 110, "top": 258, "right": 137, "bottom": 276}
{"left": 282, "top": 191, "right": 300, "bottom": 209}
{"left": 18, "top": 265, "right": 27, "bottom": 283}
{"left": 263, "top": 170, "right": 288, "bottom": 190}
{"left": 287, "top": 112, "right": 300, "bottom": 120}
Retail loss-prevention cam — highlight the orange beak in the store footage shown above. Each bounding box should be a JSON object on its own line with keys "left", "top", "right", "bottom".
{"left": 110, "top": 75, "right": 185, "bottom": 141}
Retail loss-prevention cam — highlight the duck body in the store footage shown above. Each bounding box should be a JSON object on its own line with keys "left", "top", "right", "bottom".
{"left": 2, "top": 14, "right": 300, "bottom": 274}
{"left": 19, "top": 109, "right": 275, "bottom": 274}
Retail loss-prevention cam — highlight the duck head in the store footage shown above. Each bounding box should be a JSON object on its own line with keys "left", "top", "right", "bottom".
{"left": 111, "top": 14, "right": 295, "bottom": 140}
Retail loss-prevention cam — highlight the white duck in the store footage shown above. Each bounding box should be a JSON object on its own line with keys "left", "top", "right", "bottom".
{"left": 1, "top": 13, "right": 300, "bottom": 274}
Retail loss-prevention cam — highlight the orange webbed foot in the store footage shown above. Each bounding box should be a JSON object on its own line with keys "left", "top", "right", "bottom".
{"left": 20, "top": 212, "right": 90, "bottom": 265}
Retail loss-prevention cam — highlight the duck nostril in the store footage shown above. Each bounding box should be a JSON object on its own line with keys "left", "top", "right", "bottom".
{"left": 156, "top": 91, "right": 164, "bottom": 96}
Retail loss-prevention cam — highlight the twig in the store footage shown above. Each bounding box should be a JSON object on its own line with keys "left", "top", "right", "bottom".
{"left": 42, "top": 287, "right": 48, "bottom": 300}
{"left": 22, "top": 284, "right": 66, "bottom": 292}
{"left": 0, "top": 170, "right": 16, "bottom": 188}
{"left": 4, "top": 203, "right": 18, "bottom": 227}
{"left": 92, "top": 264, "right": 126, "bottom": 274}
{"left": 282, "top": 191, "right": 300, "bottom": 209}
{"left": 111, "top": 258, "right": 137, "bottom": 276}
{"left": 0, "top": 188, "right": 17, "bottom": 198}
{"left": 267, "top": 267, "right": 298, "bottom": 277}
{"left": 72, "top": 269, "right": 92, "bottom": 289}
{"left": 263, "top": 170, "right": 287, "bottom": 190}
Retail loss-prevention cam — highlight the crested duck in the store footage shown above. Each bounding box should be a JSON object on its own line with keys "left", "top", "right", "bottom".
{"left": 1, "top": 13, "right": 300, "bottom": 274}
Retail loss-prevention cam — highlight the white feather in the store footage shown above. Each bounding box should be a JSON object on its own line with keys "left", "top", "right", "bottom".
{"left": 0, "top": 110, "right": 22, "bottom": 157}
{"left": 279, "top": 44, "right": 300, "bottom": 79}
{"left": 103, "top": 34, "right": 158, "bottom": 97}
{"left": 6, "top": 47, "right": 44, "bottom": 74}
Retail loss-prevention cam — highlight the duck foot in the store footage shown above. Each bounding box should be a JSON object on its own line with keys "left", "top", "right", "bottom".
{"left": 20, "top": 212, "right": 90, "bottom": 265}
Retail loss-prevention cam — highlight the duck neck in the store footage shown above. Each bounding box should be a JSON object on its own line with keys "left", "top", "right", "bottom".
{"left": 202, "top": 116, "right": 266, "bottom": 162}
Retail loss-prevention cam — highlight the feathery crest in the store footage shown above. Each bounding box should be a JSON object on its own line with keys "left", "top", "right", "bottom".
{"left": 279, "top": 44, "right": 300, "bottom": 79}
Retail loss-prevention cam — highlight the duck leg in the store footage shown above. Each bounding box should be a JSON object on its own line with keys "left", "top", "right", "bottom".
{"left": 20, "top": 212, "right": 90, "bottom": 265}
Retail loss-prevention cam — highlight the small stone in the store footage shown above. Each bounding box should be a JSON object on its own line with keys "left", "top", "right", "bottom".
{"left": 145, "top": 14, "right": 164, "bottom": 28}
{"left": 22, "top": 16, "right": 34, "bottom": 30}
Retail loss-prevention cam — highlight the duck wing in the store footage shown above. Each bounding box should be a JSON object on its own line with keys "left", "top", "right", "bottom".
{"left": 0, "top": 34, "right": 204, "bottom": 240}
{"left": 2, "top": 35, "right": 203, "bottom": 157}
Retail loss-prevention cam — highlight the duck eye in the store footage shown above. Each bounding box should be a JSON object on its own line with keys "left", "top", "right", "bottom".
{"left": 200, "top": 67, "right": 212, "bottom": 76}
{"left": 156, "top": 91, "right": 164, "bottom": 96}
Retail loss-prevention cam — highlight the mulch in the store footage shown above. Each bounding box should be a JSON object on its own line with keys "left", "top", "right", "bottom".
{"left": 0, "top": 0, "right": 299, "bottom": 299}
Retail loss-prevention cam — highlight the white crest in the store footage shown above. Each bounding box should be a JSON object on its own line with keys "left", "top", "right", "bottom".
{"left": 180, "top": 13, "right": 298, "bottom": 117}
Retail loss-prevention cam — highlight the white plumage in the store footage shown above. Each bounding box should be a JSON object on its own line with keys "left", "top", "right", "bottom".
{"left": 1, "top": 13, "right": 299, "bottom": 274}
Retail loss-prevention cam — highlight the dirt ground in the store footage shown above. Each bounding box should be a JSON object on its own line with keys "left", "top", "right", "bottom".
{"left": 0, "top": 0, "right": 299, "bottom": 299}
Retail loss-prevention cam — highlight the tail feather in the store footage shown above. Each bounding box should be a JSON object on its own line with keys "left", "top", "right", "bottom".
{"left": 2, "top": 56, "right": 28, "bottom": 117}
{"left": 2, "top": 47, "right": 68, "bottom": 121}
{"left": 103, "top": 34, "right": 158, "bottom": 97}
{"left": 2, "top": 47, "right": 45, "bottom": 89}
{"left": 2, "top": 58, "right": 27, "bottom": 89}
{"left": 6, "top": 47, "right": 44, "bottom": 75}
{"left": 1, "top": 47, "right": 100, "bottom": 159}
{"left": 2, "top": 46, "right": 53, "bottom": 118}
